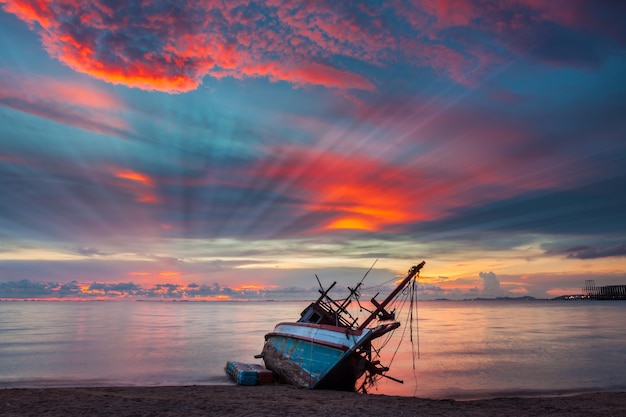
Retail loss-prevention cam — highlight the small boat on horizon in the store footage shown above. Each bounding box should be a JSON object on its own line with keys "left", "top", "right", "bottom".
{"left": 255, "top": 261, "right": 426, "bottom": 392}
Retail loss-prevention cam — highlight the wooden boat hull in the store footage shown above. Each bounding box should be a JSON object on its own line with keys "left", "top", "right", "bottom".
{"left": 256, "top": 262, "right": 426, "bottom": 392}
{"left": 260, "top": 322, "right": 371, "bottom": 390}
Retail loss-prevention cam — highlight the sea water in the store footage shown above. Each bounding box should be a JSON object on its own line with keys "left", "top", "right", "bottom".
{"left": 1, "top": 300, "right": 625, "bottom": 399}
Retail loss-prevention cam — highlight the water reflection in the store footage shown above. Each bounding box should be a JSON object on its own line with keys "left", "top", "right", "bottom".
{"left": 367, "top": 301, "right": 626, "bottom": 398}
{"left": 1, "top": 300, "right": 625, "bottom": 398}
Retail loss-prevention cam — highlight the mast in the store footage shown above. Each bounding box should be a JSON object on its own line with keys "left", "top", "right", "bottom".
{"left": 357, "top": 261, "right": 425, "bottom": 330}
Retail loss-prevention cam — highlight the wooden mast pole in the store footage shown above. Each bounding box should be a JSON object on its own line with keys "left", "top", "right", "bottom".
{"left": 357, "top": 261, "right": 425, "bottom": 330}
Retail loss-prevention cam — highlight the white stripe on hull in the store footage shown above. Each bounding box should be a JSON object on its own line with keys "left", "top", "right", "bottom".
{"left": 272, "top": 323, "right": 371, "bottom": 350}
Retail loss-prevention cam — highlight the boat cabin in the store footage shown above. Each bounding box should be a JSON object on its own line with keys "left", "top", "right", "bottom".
{"left": 298, "top": 303, "right": 336, "bottom": 325}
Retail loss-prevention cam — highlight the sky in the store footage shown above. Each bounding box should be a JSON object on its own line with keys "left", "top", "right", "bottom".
{"left": 0, "top": 0, "right": 625, "bottom": 301}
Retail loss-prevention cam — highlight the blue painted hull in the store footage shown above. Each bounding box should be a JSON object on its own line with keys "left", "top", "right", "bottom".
{"left": 261, "top": 323, "right": 371, "bottom": 390}
{"left": 265, "top": 335, "right": 346, "bottom": 388}
{"left": 257, "top": 262, "right": 426, "bottom": 392}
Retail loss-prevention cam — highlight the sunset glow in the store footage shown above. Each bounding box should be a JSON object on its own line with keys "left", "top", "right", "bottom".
{"left": 115, "top": 170, "right": 154, "bottom": 187}
{"left": 0, "top": 1, "right": 625, "bottom": 301}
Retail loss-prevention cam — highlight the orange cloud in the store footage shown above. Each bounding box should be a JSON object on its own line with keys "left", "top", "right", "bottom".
{"left": 232, "top": 284, "right": 274, "bottom": 292}
{"left": 546, "top": 287, "right": 583, "bottom": 297}
{"left": 251, "top": 147, "right": 437, "bottom": 232}
{"left": 127, "top": 271, "right": 154, "bottom": 286}
{"left": 158, "top": 271, "right": 181, "bottom": 278}
{"left": 115, "top": 170, "right": 153, "bottom": 187}
{"left": 437, "top": 282, "right": 478, "bottom": 291}
{"left": 111, "top": 168, "right": 159, "bottom": 204}
{"left": 325, "top": 217, "right": 374, "bottom": 231}
{"left": 213, "top": 295, "right": 232, "bottom": 301}
{"left": 312, "top": 180, "right": 426, "bottom": 231}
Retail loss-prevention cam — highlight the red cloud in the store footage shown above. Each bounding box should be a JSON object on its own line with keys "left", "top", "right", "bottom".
{"left": 241, "top": 61, "right": 374, "bottom": 91}
{"left": 248, "top": 146, "right": 452, "bottom": 232}
{"left": 0, "top": 68, "right": 128, "bottom": 136}
{"left": 0, "top": 0, "right": 379, "bottom": 93}
{"left": 112, "top": 168, "right": 159, "bottom": 204}
{"left": 115, "top": 170, "right": 153, "bottom": 187}
{"left": 267, "top": 95, "right": 586, "bottom": 230}
{"left": 2, "top": 0, "right": 621, "bottom": 94}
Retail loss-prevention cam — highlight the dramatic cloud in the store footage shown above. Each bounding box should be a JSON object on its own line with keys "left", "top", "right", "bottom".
{"left": 1, "top": 1, "right": 625, "bottom": 300}
{"left": 0, "top": 0, "right": 379, "bottom": 93}
{"left": 248, "top": 146, "right": 437, "bottom": 232}
{"left": 2, "top": 0, "right": 624, "bottom": 93}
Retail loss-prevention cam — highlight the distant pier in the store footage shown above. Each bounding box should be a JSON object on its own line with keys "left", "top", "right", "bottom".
{"left": 584, "top": 280, "right": 626, "bottom": 300}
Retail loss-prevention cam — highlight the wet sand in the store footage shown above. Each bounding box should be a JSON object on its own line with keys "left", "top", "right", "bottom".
{"left": 1, "top": 385, "right": 624, "bottom": 417}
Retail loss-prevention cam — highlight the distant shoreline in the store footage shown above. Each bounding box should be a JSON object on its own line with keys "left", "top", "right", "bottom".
{"left": 4, "top": 296, "right": 626, "bottom": 302}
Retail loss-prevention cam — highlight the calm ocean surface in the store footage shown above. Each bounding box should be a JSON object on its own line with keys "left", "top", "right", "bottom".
{"left": 1, "top": 300, "right": 625, "bottom": 399}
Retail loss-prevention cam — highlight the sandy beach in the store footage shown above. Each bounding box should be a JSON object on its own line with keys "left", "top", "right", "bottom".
{"left": 1, "top": 385, "right": 624, "bottom": 417}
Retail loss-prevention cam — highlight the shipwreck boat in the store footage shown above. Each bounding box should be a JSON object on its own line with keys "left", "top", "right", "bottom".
{"left": 255, "top": 261, "right": 425, "bottom": 392}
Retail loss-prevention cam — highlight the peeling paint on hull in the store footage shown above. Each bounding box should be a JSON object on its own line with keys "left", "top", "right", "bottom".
{"left": 257, "top": 262, "right": 427, "bottom": 392}
{"left": 262, "top": 335, "right": 362, "bottom": 391}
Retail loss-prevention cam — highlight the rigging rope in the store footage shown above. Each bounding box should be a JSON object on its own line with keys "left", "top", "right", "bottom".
{"left": 365, "top": 273, "right": 417, "bottom": 387}
{"left": 360, "top": 264, "right": 423, "bottom": 392}
{"left": 410, "top": 278, "right": 421, "bottom": 361}
{"left": 411, "top": 269, "right": 421, "bottom": 396}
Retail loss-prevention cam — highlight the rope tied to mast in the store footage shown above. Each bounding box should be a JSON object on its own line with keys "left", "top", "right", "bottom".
{"left": 409, "top": 269, "right": 421, "bottom": 362}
